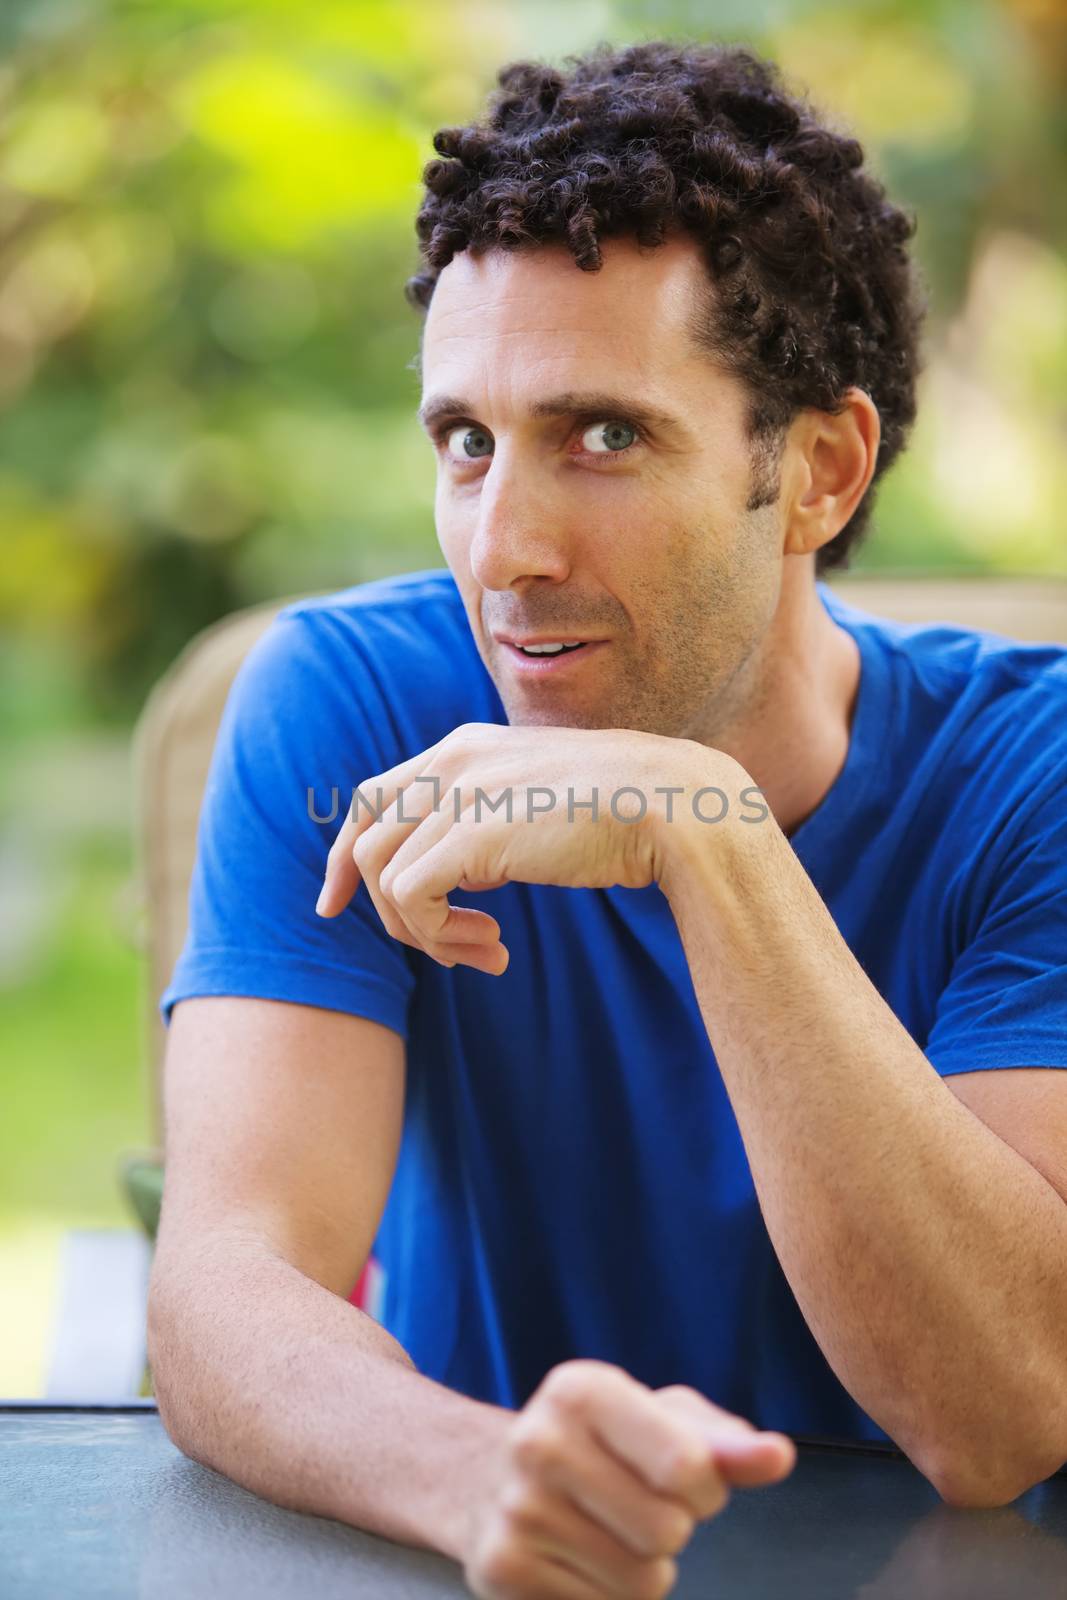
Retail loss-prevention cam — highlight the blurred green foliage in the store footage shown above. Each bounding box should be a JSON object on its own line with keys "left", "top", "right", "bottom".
{"left": 0, "top": 0, "right": 1064, "bottom": 725}
{"left": 0, "top": 829, "right": 142, "bottom": 1221}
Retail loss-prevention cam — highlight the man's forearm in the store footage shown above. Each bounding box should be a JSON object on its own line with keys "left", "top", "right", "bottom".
{"left": 659, "top": 810, "right": 1067, "bottom": 1505}
{"left": 147, "top": 1237, "right": 509, "bottom": 1561}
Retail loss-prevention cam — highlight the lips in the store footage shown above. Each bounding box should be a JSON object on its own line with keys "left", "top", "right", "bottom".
{"left": 511, "top": 641, "right": 586, "bottom": 657}
{"left": 496, "top": 638, "right": 608, "bottom": 675}
{"left": 492, "top": 634, "right": 599, "bottom": 648}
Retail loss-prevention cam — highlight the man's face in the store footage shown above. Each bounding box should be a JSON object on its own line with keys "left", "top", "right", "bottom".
{"left": 419, "top": 232, "right": 787, "bottom": 742}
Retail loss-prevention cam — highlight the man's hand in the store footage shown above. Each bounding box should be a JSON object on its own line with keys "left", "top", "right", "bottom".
{"left": 462, "top": 1358, "right": 795, "bottom": 1599}
{"left": 315, "top": 722, "right": 753, "bottom": 973}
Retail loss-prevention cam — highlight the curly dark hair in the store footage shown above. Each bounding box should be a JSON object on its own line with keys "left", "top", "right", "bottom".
{"left": 405, "top": 39, "right": 928, "bottom": 574}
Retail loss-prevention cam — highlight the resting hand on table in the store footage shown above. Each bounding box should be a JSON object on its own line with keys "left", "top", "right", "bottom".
{"left": 315, "top": 722, "right": 754, "bottom": 970}
{"left": 462, "top": 1358, "right": 795, "bottom": 1599}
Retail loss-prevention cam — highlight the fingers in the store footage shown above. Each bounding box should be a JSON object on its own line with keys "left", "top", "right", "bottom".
{"left": 536, "top": 1555, "right": 624, "bottom": 1600}
{"left": 472, "top": 1540, "right": 617, "bottom": 1600}
{"left": 469, "top": 1361, "right": 791, "bottom": 1600}
{"left": 549, "top": 1363, "right": 731, "bottom": 1521}
{"left": 498, "top": 1473, "right": 678, "bottom": 1597}
{"left": 364, "top": 803, "right": 493, "bottom": 950}
{"left": 317, "top": 725, "right": 500, "bottom": 918}
{"left": 373, "top": 810, "right": 508, "bottom": 969}
{"left": 315, "top": 779, "right": 391, "bottom": 918}
{"left": 539, "top": 1363, "right": 794, "bottom": 1520}
{"left": 316, "top": 743, "right": 447, "bottom": 918}
{"left": 381, "top": 823, "right": 509, "bottom": 969}
{"left": 705, "top": 1433, "right": 796, "bottom": 1489}
{"left": 653, "top": 1386, "right": 796, "bottom": 1489}
{"left": 511, "top": 1409, "right": 697, "bottom": 1562}
{"left": 315, "top": 766, "right": 510, "bottom": 971}
{"left": 316, "top": 809, "right": 363, "bottom": 917}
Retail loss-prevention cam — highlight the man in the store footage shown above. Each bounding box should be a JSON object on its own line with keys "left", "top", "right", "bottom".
{"left": 149, "top": 38, "right": 1067, "bottom": 1600}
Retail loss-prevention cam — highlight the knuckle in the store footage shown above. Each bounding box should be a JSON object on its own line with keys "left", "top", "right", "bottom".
{"left": 696, "top": 1474, "right": 731, "bottom": 1520}
{"left": 540, "top": 1360, "right": 600, "bottom": 1417}
{"left": 658, "top": 1442, "right": 708, "bottom": 1492}
{"left": 721, "top": 1418, "right": 756, "bottom": 1440}
{"left": 633, "top": 1556, "right": 679, "bottom": 1600}
{"left": 657, "top": 1385, "right": 705, "bottom": 1406}
{"left": 511, "top": 1417, "right": 565, "bottom": 1476}
{"left": 372, "top": 897, "right": 418, "bottom": 946}
{"left": 391, "top": 873, "right": 420, "bottom": 911}
{"left": 496, "top": 1477, "right": 542, "bottom": 1535}
{"left": 352, "top": 828, "right": 377, "bottom": 868}
{"left": 472, "top": 1533, "right": 531, "bottom": 1597}
{"left": 651, "top": 1504, "right": 696, "bottom": 1557}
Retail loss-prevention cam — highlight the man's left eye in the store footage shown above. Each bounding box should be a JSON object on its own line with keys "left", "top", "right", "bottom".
{"left": 580, "top": 420, "right": 638, "bottom": 454}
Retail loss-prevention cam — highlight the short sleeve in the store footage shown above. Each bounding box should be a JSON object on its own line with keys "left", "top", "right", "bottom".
{"left": 159, "top": 607, "right": 417, "bottom": 1037}
{"left": 924, "top": 771, "right": 1067, "bottom": 1076}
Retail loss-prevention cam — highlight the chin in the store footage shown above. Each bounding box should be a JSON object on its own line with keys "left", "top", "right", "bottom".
{"left": 499, "top": 697, "right": 613, "bottom": 731}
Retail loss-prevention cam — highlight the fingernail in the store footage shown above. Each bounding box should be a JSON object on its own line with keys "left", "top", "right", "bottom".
{"left": 315, "top": 886, "right": 329, "bottom": 916}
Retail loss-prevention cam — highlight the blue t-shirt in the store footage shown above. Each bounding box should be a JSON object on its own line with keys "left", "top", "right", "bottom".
{"left": 161, "top": 568, "right": 1067, "bottom": 1444}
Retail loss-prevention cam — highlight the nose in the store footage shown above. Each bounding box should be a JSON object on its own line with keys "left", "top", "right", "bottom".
{"left": 467, "top": 449, "right": 573, "bottom": 592}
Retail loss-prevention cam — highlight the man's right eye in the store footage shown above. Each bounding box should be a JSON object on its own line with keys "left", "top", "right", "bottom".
{"left": 444, "top": 425, "right": 494, "bottom": 461}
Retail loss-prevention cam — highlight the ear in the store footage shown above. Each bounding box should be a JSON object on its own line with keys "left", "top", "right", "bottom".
{"left": 782, "top": 388, "right": 881, "bottom": 559}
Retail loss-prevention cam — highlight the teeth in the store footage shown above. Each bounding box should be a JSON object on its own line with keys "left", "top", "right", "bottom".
{"left": 518, "top": 641, "right": 583, "bottom": 655}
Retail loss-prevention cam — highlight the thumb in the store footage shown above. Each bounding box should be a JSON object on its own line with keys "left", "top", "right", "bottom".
{"left": 654, "top": 1385, "right": 796, "bottom": 1488}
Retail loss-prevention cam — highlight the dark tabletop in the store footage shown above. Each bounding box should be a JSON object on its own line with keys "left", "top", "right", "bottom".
{"left": 3, "top": 1402, "right": 1067, "bottom": 1599}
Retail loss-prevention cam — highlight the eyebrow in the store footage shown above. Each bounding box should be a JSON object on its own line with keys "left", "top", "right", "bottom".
{"left": 416, "top": 389, "right": 687, "bottom": 439}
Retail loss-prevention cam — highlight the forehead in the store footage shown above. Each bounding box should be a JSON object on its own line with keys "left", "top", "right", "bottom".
{"left": 421, "top": 232, "right": 711, "bottom": 387}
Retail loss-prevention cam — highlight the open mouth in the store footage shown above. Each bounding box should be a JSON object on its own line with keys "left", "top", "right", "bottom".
{"left": 499, "top": 639, "right": 606, "bottom": 673}
{"left": 513, "top": 641, "right": 587, "bottom": 657}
